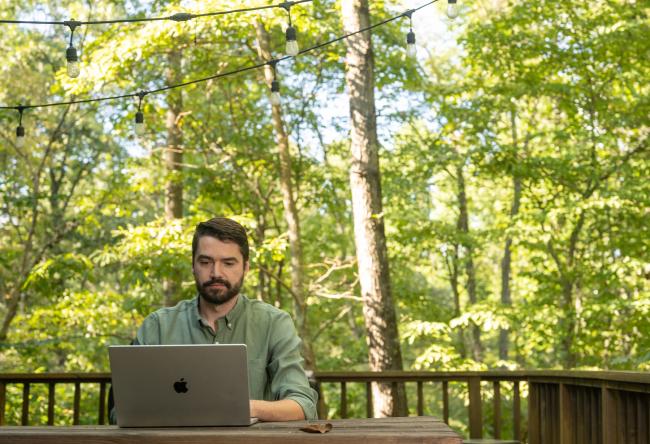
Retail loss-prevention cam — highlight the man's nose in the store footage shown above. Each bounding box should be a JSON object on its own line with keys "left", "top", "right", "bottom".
{"left": 210, "top": 262, "right": 224, "bottom": 277}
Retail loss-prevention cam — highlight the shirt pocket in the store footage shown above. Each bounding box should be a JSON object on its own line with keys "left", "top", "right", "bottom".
{"left": 247, "top": 357, "right": 268, "bottom": 400}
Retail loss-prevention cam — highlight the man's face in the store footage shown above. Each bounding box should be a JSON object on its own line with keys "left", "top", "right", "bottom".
{"left": 192, "top": 236, "right": 249, "bottom": 306}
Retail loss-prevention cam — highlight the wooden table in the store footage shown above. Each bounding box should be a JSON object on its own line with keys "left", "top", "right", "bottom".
{"left": 0, "top": 417, "right": 462, "bottom": 443}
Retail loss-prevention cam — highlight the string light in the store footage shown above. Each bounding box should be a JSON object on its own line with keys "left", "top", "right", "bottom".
{"left": 64, "top": 20, "right": 82, "bottom": 78}
{"left": 0, "top": 1, "right": 313, "bottom": 27}
{"left": 1, "top": 0, "right": 441, "bottom": 129}
{"left": 446, "top": 0, "right": 459, "bottom": 19}
{"left": 134, "top": 92, "right": 147, "bottom": 136}
{"left": 281, "top": 2, "right": 300, "bottom": 56}
{"left": 15, "top": 106, "right": 26, "bottom": 148}
{"left": 404, "top": 11, "right": 416, "bottom": 60}
{"left": 269, "top": 61, "right": 282, "bottom": 106}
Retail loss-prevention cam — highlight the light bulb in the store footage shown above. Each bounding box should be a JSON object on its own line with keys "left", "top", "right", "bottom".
{"left": 135, "top": 111, "right": 145, "bottom": 136}
{"left": 16, "top": 125, "right": 25, "bottom": 148}
{"left": 286, "top": 40, "right": 299, "bottom": 57}
{"left": 270, "top": 80, "right": 281, "bottom": 106}
{"left": 285, "top": 26, "right": 299, "bottom": 56}
{"left": 67, "top": 61, "right": 80, "bottom": 78}
{"left": 446, "top": 0, "right": 459, "bottom": 19}
{"left": 406, "top": 31, "right": 417, "bottom": 59}
{"left": 407, "top": 44, "right": 417, "bottom": 59}
{"left": 66, "top": 46, "right": 80, "bottom": 78}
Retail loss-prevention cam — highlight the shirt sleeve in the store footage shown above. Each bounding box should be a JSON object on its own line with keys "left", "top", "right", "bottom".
{"left": 266, "top": 312, "right": 319, "bottom": 420}
{"left": 135, "top": 312, "right": 162, "bottom": 345}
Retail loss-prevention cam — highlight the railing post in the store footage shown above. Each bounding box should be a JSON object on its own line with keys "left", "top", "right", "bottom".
{"left": 442, "top": 381, "right": 449, "bottom": 424}
{"left": 99, "top": 382, "right": 107, "bottom": 425}
{"left": 493, "top": 381, "right": 501, "bottom": 439}
{"left": 468, "top": 376, "right": 482, "bottom": 439}
{"left": 514, "top": 381, "right": 521, "bottom": 442}
{"left": 366, "top": 381, "right": 373, "bottom": 418}
{"left": 21, "top": 382, "right": 30, "bottom": 426}
{"left": 73, "top": 381, "right": 81, "bottom": 425}
{"left": 47, "top": 382, "right": 56, "bottom": 425}
{"left": 417, "top": 381, "right": 424, "bottom": 416}
{"left": 340, "top": 382, "right": 347, "bottom": 418}
{"left": 0, "top": 381, "right": 5, "bottom": 426}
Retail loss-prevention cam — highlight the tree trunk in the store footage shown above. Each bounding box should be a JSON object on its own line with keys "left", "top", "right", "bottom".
{"left": 546, "top": 210, "right": 586, "bottom": 369}
{"left": 456, "top": 165, "right": 483, "bottom": 362}
{"left": 254, "top": 21, "right": 317, "bottom": 373}
{"left": 499, "top": 109, "right": 523, "bottom": 361}
{"left": 561, "top": 212, "right": 585, "bottom": 368}
{"left": 0, "top": 287, "right": 22, "bottom": 341}
{"left": 163, "top": 51, "right": 184, "bottom": 307}
{"left": 499, "top": 175, "right": 520, "bottom": 361}
{"left": 341, "top": 0, "right": 407, "bottom": 417}
{"left": 442, "top": 246, "right": 467, "bottom": 358}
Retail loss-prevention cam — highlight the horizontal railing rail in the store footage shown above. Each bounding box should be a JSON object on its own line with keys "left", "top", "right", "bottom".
{"left": 1, "top": 371, "right": 649, "bottom": 443}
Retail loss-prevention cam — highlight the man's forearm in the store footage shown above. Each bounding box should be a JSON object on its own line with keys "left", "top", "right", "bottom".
{"left": 250, "top": 399, "right": 305, "bottom": 421}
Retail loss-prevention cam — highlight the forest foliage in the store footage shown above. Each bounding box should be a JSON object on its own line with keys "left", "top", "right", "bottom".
{"left": 0, "top": 0, "right": 648, "bottom": 423}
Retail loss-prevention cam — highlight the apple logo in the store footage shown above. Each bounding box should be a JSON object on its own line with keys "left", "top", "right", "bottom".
{"left": 173, "top": 378, "right": 188, "bottom": 393}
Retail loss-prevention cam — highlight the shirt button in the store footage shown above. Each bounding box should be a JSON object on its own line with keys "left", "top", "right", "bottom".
{"left": 227, "top": 322, "right": 232, "bottom": 329}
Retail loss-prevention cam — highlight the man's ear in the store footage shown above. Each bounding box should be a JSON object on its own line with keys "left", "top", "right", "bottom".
{"left": 244, "top": 261, "right": 250, "bottom": 275}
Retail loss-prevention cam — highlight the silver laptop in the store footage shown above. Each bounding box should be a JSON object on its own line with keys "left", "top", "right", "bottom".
{"left": 109, "top": 344, "right": 257, "bottom": 427}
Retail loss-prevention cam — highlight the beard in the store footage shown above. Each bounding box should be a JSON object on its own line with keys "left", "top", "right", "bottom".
{"left": 196, "top": 275, "right": 244, "bottom": 306}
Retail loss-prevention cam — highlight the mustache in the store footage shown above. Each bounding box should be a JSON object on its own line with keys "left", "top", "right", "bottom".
{"left": 202, "top": 278, "right": 231, "bottom": 289}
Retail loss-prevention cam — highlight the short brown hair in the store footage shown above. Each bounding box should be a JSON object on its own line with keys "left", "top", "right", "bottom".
{"left": 192, "top": 217, "right": 249, "bottom": 263}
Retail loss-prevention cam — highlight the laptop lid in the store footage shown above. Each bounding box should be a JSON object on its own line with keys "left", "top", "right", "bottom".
{"left": 109, "top": 344, "right": 253, "bottom": 427}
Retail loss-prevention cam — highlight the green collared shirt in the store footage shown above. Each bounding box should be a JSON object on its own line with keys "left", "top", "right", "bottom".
{"left": 134, "top": 295, "right": 318, "bottom": 420}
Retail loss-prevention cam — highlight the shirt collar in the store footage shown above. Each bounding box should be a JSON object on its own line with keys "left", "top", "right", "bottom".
{"left": 224, "top": 293, "right": 246, "bottom": 324}
{"left": 195, "top": 293, "right": 247, "bottom": 327}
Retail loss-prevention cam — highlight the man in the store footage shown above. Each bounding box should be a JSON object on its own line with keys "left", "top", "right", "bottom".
{"left": 134, "top": 217, "right": 318, "bottom": 421}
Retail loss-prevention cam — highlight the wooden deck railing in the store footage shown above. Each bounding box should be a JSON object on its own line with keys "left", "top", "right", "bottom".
{"left": 315, "top": 371, "right": 525, "bottom": 441}
{"left": 1, "top": 371, "right": 649, "bottom": 444}
{"left": 0, "top": 373, "right": 110, "bottom": 426}
{"left": 525, "top": 371, "right": 650, "bottom": 444}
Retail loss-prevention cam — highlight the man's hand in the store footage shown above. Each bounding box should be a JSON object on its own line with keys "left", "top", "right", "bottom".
{"left": 250, "top": 399, "right": 305, "bottom": 422}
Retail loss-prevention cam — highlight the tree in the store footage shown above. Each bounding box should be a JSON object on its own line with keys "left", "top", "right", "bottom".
{"left": 498, "top": 108, "right": 523, "bottom": 362}
{"left": 0, "top": 11, "right": 133, "bottom": 340}
{"left": 458, "top": 0, "right": 649, "bottom": 368}
{"left": 163, "top": 51, "right": 184, "bottom": 307}
{"left": 341, "top": 0, "right": 407, "bottom": 416}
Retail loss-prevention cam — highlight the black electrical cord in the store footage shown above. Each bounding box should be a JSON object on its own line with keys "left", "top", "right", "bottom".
{"left": 0, "top": 0, "right": 438, "bottom": 112}
{"left": 0, "top": 0, "right": 312, "bottom": 26}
